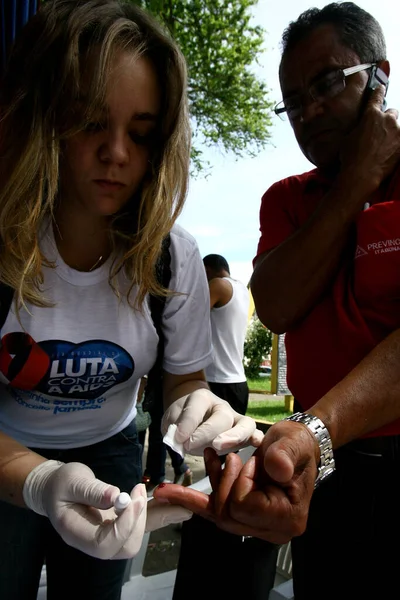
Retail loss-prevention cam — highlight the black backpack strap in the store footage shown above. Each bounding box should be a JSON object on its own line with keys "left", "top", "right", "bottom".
{"left": 0, "top": 282, "right": 14, "bottom": 331}
{"left": 142, "top": 234, "right": 171, "bottom": 412}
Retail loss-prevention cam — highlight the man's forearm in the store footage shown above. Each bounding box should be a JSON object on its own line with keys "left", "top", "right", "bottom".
{"left": 0, "top": 432, "right": 47, "bottom": 506}
{"left": 251, "top": 181, "right": 370, "bottom": 333}
{"left": 310, "top": 329, "right": 400, "bottom": 448}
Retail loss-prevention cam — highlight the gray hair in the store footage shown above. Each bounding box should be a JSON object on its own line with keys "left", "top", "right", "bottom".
{"left": 280, "top": 2, "right": 386, "bottom": 63}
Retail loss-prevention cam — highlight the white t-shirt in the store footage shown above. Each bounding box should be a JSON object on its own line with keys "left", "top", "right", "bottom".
{"left": 0, "top": 223, "right": 212, "bottom": 449}
{"left": 205, "top": 277, "right": 249, "bottom": 384}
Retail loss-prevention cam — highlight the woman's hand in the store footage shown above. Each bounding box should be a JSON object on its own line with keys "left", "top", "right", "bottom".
{"left": 162, "top": 388, "right": 264, "bottom": 456}
{"left": 23, "top": 461, "right": 148, "bottom": 559}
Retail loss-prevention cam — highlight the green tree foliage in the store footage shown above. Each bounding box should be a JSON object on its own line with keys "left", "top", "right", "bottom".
{"left": 134, "top": 0, "right": 273, "bottom": 171}
{"left": 244, "top": 317, "right": 272, "bottom": 379}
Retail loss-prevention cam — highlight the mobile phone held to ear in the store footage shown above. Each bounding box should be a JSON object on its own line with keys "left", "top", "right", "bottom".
{"left": 364, "top": 65, "right": 389, "bottom": 110}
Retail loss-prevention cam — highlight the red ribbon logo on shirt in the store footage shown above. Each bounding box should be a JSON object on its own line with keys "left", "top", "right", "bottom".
{"left": 0, "top": 332, "right": 50, "bottom": 389}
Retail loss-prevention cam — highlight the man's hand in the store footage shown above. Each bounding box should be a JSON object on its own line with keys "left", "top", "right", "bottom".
{"left": 214, "top": 421, "right": 319, "bottom": 543}
{"left": 154, "top": 420, "right": 320, "bottom": 544}
{"left": 161, "top": 388, "right": 264, "bottom": 456}
{"left": 340, "top": 84, "right": 400, "bottom": 196}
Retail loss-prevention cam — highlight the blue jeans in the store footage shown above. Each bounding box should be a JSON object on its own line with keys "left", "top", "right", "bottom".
{"left": 141, "top": 399, "right": 188, "bottom": 483}
{"left": 0, "top": 420, "right": 142, "bottom": 600}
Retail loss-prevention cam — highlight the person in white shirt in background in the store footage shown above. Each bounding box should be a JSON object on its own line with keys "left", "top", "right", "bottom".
{"left": 203, "top": 254, "right": 250, "bottom": 413}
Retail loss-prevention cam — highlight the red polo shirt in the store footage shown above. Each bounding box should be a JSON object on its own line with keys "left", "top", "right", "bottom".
{"left": 255, "top": 167, "right": 400, "bottom": 437}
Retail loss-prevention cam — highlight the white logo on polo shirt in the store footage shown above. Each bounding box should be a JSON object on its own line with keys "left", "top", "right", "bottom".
{"left": 368, "top": 238, "right": 400, "bottom": 255}
{"left": 355, "top": 245, "right": 368, "bottom": 258}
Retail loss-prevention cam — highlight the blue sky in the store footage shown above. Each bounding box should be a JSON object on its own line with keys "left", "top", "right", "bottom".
{"left": 177, "top": 0, "right": 400, "bottom": 285}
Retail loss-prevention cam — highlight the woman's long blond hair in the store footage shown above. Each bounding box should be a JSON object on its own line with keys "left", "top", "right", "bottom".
{"left": 0, "top": 0, "right": 191, "bottom": 312}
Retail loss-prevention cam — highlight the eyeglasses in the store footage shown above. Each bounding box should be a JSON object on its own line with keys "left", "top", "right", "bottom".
{"left": 274, "top": 63, "right": 374, "bottom": 121}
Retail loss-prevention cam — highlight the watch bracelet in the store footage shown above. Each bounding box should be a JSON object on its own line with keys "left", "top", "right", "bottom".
{"left": 284, "top": 412, "right": 335, "bottom": 487}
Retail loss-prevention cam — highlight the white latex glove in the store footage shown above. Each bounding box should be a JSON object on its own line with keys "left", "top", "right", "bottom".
{"left": 23, "top": 461, "right": 147, "bottom": 560}
{"left": 162, "top": 388, "right": 264, "bottom": 456}
{"left": 145, "top": 498, "right": 193, "bottom": 532}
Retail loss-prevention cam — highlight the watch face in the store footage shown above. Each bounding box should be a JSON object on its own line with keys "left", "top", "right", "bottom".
{"left": 315, "top": 463, "right": 336, "bottom": 487}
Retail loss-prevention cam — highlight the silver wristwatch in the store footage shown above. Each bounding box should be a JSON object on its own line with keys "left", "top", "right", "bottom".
{"left": 284, "top": 412, "right": 335, "bottom": 488}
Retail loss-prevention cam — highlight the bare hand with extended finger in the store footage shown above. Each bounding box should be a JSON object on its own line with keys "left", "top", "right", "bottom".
{"left": 154, "top": 419, "right": 320, "bottom": 544}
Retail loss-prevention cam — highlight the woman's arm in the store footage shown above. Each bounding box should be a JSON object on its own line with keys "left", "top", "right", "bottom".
{"left": 0, "top": 432, "right": 47, "bottom": 506}
{"left": 163, "top": 370, "right": 208, "bottom": 408}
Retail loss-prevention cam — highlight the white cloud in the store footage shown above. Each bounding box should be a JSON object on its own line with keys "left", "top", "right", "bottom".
{"left": 186, "top": 224, "right": 222, "bottom": 238}
{"left": 229, "top": 261, "right": 254, "bottom": 287}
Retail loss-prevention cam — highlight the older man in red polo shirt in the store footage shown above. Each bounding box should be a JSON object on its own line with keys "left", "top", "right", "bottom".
{"left": 249, "top": 3, "right": 400, "bottom": 599}
{"left": 155, "top": 3, "right": 400, "bottom": 599}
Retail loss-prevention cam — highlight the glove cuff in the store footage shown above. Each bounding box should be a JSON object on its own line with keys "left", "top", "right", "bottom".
{"left": 22, "top": 460, "right": 64, "bottom": 516}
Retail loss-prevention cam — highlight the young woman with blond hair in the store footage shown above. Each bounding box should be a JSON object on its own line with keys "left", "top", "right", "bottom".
{"left": 0, "top": 1, "right": 262, "bottom": 598}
